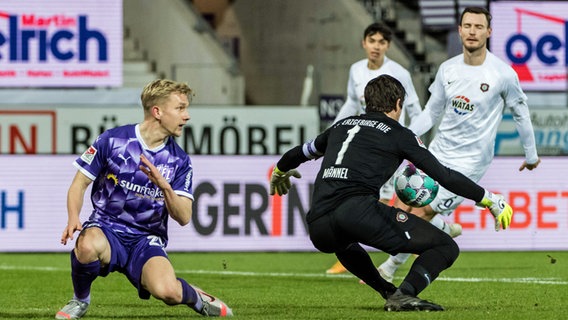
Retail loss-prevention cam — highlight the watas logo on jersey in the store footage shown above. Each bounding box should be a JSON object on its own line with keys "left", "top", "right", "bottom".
{"left": 451, "top": 95, "right": 475, "bottom": 115}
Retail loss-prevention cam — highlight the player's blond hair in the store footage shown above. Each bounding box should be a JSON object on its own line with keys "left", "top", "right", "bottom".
{"left": 140, "top": 79, "right": 193, "bottom": 112}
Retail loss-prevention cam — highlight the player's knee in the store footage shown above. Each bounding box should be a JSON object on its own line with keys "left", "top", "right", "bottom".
{"left": 74, "top": 236, "right": 99, "bottom": 263}
{"left": 308, "top": 219, "right": 339, "bottom": 253}
{"left": 309, "top": 231, "right": 340, "bottom": 253}
{"left": 450, "top": 240, "right": 460, "bottom": 261}
{"left": 439, "top": 240, "right": 460, "bottom": 267}
{"left": 152, "top": 281, "right": 182, "bottom": 305}
{"left": 74, "top": 228, "right": 108, "bottom": 263}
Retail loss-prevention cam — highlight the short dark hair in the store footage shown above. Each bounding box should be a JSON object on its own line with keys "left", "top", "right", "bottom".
{"left": 363, "top": 22, "right": 393, "bottom": 42}
{"left": 364, "top": 75, "right": 406, "bottom": 113}
{"left": 459, "top": 7, "right": 492, "bottom": 27}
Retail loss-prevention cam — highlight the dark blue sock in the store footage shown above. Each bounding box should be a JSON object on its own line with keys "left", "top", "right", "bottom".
{"left": 178, "top": 278, "right": 202, "bottom": 311}
{"left": 70, "top": 250, "right": 100, "bottom": 303}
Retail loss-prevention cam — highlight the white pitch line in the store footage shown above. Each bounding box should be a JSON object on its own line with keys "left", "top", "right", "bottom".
{"left": 1, "top": 264, "right": 566, "bottom": 285}
{"left": 0, "top": 265, "right": 64, "bottom": 272}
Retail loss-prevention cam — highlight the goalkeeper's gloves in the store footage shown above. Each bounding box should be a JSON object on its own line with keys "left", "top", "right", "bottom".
{"left": 477, "top": 190, "right": 513, "bottom": 231}
{"left": 270, "top": 166, "right": 302, "bottom": 196}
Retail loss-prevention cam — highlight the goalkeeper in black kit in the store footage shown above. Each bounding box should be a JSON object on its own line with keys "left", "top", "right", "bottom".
{"left": 269, "top": 75, "right": 513, "bottom": 312}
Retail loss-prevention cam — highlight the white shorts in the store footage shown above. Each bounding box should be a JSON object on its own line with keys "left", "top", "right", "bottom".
{"left": 424, "top": 152, "right": 487, "bottom": 216}
{"left": 379, "top": 175, "right": 395, "bottom": 201}
{"left": 427, "top": 185, "right": 464, "bottom": 216}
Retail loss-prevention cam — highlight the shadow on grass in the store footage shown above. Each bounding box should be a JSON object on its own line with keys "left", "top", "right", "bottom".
{"left": 0, "top": 311, "right": 197, "bottom": 319}
{"left": 0, "top": 312, "right": 45, "bottom": 319}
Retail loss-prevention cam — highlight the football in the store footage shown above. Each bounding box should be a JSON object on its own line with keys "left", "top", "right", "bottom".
{"left": 394, "top": 163, "right": 439, "bottom": 207}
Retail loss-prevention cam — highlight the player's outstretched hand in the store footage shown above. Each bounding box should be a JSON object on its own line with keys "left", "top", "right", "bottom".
{"left": 60, "top": 219, "right": 83, "bottom": 245}
{"left": 519, "top": 158, "right": 541, "bottom": 171}
{"left": 270, "top": 166, "right": 302, "bottom": 196}
{"left": 139, "top": 154, "right": 169, "bottom": 190}
{"left": 478, "top": 190, "right": 513, "bottom": 231}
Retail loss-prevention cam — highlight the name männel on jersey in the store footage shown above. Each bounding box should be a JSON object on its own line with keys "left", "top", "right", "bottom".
{"left": 322, "top": 166, "right": 349, "bottom": 179}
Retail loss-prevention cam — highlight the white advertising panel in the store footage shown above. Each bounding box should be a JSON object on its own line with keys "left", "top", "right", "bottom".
{"left": 0, "top": 106, "right": 319, "bottom": 155}
{"left": 3, "top": 105, "right": 566, "bottom": 157}
{"left": 491, "top": 2, "right": 568, "bottom": 91}
{"left": 0, "top": 155, "right": 320, "bottom": 252}
{"left": 0, "top": 0, "right": 122, "bottom": 87}
{"left": 0, "top": 156, "right": 566, "bottom": 252}
{"left": 450, "top": 157, "right": 568, "bottom": 250}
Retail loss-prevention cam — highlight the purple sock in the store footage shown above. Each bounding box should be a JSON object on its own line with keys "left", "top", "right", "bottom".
{"left": 178, "top": 278, "right": 202, "bottom": 311}
{"left": 70, "top": 250, "right": 100, "bottom": 303}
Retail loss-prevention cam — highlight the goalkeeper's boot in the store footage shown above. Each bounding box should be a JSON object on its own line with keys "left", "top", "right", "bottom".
{"left": 55, "top": 299, "right": 89, "bottom": 319}
{"left": 325, "top": 261, "right": 347, "bottom": 274}
{"left": 384, "top": 291, "right": 444, "bottom": 312}
{"left": 449, "top": 223, "right": 462, "bottom": 238}
{"left": 192, "top": 286, "right": 233, "bottom": 317}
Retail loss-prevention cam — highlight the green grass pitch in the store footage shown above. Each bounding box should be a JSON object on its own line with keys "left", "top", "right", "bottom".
{"left": 0, "top": 251, "right": 566, "bottom": 320}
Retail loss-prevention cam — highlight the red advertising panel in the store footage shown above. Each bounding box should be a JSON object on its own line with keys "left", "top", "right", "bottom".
{"left": 491, "top": 2, "right": 568, "bottom": 91}
{"left": 0, "top": 0, "right": 122, "bottom": 87}
{"left": 0, "top": 110, "right": 56, "bottom": 154}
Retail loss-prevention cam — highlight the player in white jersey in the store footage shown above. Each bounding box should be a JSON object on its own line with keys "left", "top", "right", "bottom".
{"left": 326, "top": 22, "right": 460, "bottom": 275}
{"left": 377, "top": 6, "right": 541, "bottom": 282}
{"left": 333, "top": 49, "right": 422, "bottom": 127}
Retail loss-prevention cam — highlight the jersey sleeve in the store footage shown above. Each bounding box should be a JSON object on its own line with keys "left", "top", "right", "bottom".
{"left": 408, "top": 67, "right": 446, "bottom": 136}
{"left": 400, "top": 70, "right": 420, "bottom": 110}
{"left": 404, "top": 101, "right": 422, "bottom": 126}
{"left": 333, "top": 66, "right": 360, "bottom": 124}
{"left": 170, "top": 157, "right": 194, "bottom": 200}
{"left": 397, "top": 128, "right": 485, "bottom": 202}
{"left": 503, "top": 71, "right": 539, "bottom": 164}
{"left": 399, "top": 70, "right": 422, "bottom": 125}
{"left": 73, "top": 131, "right": 110, "bottom": 180}
{"left": 276, "top": 129, "right": 328, "bottom": 172}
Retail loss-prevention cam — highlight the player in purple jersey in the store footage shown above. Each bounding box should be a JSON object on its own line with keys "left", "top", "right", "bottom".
{"left": 56, "top": 79, "right": 233, "bottom": 319}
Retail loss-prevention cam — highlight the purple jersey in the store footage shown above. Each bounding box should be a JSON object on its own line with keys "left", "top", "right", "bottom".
{"left": 74, "top": 124, "right": 193, "bottom": 242}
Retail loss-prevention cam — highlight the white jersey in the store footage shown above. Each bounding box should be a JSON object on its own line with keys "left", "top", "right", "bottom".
{"left": 410, "top": 51, "right": 538, "bottom": 180}
{"left": 333, "top": 57, "right": 421, "bottom": 125}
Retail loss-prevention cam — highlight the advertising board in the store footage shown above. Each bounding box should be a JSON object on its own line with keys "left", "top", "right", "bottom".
{"left": 0, "top": 106, "right": 319, "bottom": 155}
{"left": 491, "top": 2, "right": 568, "bottom": 91}
{"left": 0, "top": 156, "right": 566, "bottom": 252}
{"left": 0, "top": 0, "right": 122, "bottom": 87}
{"left": 3, "top": 105, "right": 565, "bottom": 156}
{"left": 495, "top": 109, "right": 568, "bottom": 156}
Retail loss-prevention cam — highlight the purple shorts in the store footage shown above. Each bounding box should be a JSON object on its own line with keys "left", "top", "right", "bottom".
{"left": 83, "top": 221, "right": 169, "bottom": 299}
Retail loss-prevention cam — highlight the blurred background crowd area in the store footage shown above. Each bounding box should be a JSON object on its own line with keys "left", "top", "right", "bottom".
{"left": 2, "top": 0, "right": 567, "bottom": 253}
{"left": 1, "top": 0, "right": 567, "bottom": 156}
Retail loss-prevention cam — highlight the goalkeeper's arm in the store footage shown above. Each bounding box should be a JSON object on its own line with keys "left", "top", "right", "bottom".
{"left": 271, "top": 136, "right": 326, "bottom": 196}
{"left": 411, "top": 151, "right": 513, "bottom": 231}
